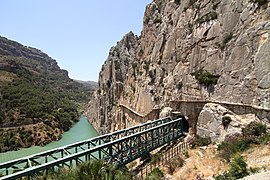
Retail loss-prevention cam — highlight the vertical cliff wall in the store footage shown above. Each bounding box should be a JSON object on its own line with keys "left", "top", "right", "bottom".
{"left": 86, "top": 32, "right": 139, "bottom": 134}
{"left": 86, "top": 0, "right": 270, "bottom": 137}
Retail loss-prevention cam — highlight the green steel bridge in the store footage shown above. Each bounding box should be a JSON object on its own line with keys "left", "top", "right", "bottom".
{"left": 0, "top": 116, "right": 188, "bottom": 180}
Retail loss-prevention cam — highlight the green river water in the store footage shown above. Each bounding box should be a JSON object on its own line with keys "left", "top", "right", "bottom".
{"left": 0, "top": 116, "right": 98, "bottom": 163}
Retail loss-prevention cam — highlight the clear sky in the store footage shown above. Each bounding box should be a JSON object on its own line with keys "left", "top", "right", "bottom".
{"left": 1, "top": 0, "right": 152, "bottom": 81}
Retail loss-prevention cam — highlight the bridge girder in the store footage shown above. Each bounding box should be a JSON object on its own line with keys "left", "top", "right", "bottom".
{"left": 0, "top": 117, "right": 185, "bottom": 180}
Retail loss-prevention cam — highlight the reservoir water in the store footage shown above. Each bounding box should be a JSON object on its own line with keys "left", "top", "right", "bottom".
{"left": 0, "top": 116, "right": 98, "bottom": 163}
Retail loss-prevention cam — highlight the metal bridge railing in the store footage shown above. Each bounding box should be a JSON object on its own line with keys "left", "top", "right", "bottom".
{"left": 136, "top": 141, "right": 190, "bottom": 179}
{"left": 0, "top": 117, "right": 185, "bottom": 179}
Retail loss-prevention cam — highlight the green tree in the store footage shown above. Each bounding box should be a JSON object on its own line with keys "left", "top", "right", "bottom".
{"left": 146, "top": 168, "right": 164, "bottom": 180}
{"left": 49, "top": 159, "right": 132, "bottom": 180}
{"left": 228, "top": 154, "right": 249, "bottom": 179}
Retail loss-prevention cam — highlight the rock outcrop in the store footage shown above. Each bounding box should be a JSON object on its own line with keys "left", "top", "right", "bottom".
{"left": 197, "top": 103, "right": 260, "bottom": 142}
{"left": 87, "top": 32, "right": 139, "bottom": 134}
{"left": 86, "top": 0, "right": 270, "bottom": 139}
{"left": 0, "top": 36, "right": 68, "bottom": 77}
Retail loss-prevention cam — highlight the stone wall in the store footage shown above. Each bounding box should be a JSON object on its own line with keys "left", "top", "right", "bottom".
{"left": 119, "top": 104, "right": 160, "bottom": 127}
{"left": 170, "top": 100, "right": 270, "bottom": 138}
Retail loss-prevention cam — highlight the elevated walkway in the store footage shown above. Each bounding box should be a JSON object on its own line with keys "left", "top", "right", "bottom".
{"left": 0, "top": 116, "right": 187, "bottom": 180}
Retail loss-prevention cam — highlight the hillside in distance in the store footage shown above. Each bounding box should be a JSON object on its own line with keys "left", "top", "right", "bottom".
{"left": 74, "top": 80, "right": 98, "bottom": 89}
{"left": 0, "top": 36, "right": 95, "bottom": 152}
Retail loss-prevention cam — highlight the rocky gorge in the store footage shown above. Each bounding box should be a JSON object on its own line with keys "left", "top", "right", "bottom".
{"left": 86, "top": 0, "right": 270, "bottom": 142}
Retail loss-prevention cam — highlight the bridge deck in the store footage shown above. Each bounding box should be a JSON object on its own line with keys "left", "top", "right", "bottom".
{"left": 0, "top": 117, "right": 185, "bottom": 179}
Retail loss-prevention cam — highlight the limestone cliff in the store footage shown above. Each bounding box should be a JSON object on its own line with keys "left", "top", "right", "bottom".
{"left": 86, "top": 32, "right": 139, "bottom": 134}
{"left": 86, "top": 0, "right": 270, "bottom": 140}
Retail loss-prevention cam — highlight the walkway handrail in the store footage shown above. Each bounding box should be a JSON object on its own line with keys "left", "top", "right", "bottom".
{"left": 0, "top": 117, "right": 171, "bottom": 168}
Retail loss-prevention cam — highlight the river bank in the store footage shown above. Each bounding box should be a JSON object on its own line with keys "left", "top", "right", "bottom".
{"left": 0, "top": 116, "right": 98, "bottom": 163}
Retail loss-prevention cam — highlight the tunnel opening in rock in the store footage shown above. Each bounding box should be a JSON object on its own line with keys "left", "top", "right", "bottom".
{"left": 181, "top": 116, "right": 190, "bottom": 133}
{"left": 172, "top": 114, "right": 189, "bottom": 133}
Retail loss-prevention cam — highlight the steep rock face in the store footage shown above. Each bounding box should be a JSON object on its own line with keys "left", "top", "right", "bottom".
{"left": 86, "top": 32, "right": 139, "bottom": 134}
{"left": 87, "top": 0, "right": 270, "bottom": 136}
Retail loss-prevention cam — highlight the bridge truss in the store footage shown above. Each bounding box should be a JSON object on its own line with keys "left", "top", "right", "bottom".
{"left": 0, "top": 117, "right": 186, "bottom": 179}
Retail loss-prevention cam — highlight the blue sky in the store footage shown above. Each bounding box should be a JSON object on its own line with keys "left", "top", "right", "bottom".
{"left": 1, "top": 0, "right": 151, "bottom": 81}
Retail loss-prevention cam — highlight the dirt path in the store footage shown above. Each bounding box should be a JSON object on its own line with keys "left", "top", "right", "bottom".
{"left": 170, "top": 145, "right": 228, "bottom": 179}
{"left": 170, "top": 144, "right": 270, "bottom": 180}
{"left": 241, "top": 171, "right": 270, "bottom": 180}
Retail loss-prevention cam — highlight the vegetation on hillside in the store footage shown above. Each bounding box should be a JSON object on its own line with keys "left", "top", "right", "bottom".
{"left": 0, "top": 39, "right": 95, "bottom": 151}
{"left": 194, "top": 69, "right": 220, "bottom": 86}
{"left": 146, "top": 168, "right": 164, "bottom": 180}
{"left": 213, "top": 122, "right": 270, "bottom": 179}
{"left": 217, "top": 122, "right": 270, "bottom": 162}
{"left": 46, "top": 159, "right": 133, "bottom": 180}
{"left": 215, "top": 154, "right": 249, "bottom": 180}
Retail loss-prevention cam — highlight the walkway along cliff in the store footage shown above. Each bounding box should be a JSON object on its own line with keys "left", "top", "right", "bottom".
{"left": 86, "top": 0, "right": 270, "bottom": 142}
